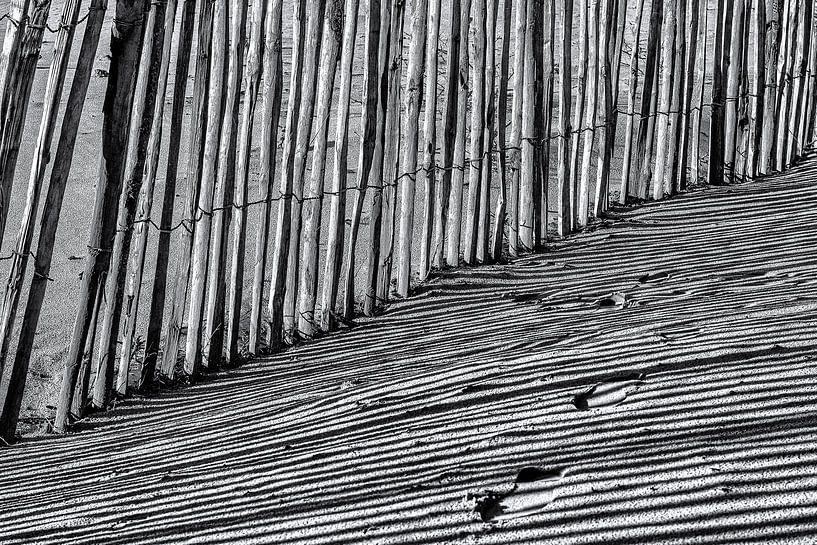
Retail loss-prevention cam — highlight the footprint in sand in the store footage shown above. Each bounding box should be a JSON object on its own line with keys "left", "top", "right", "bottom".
{"left": 595, "top": 292, "right": 631, "bottom": 308}
{"left": 475, "top": 467, "right": 568, "bottom": 522}
{"left": 573, "top": 372, "right": 647, "bottom": 410}
{"left": 501, "top": 291, "right": 543, "bottom": 303}
{"left": 638, "top": 271, "right": 672, "bottom": 284}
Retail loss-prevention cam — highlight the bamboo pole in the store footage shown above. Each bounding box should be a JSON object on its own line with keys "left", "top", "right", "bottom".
{"left": 396, "top": 0, "right": 430, "bottom": 295}
{"left": 298, "top": 0, "right": 344, "bottom": 338}
{"left": 226, "top": 0, "right": 267, "bottom": 359}
{"left": 619, "top": 0, "right": 646, "bottom": 203}
{"left": 202, "top": 0, "right": 247, "bottom": 366}
{"left": 433, "top": 0, "right": 462, "bottom": 268}
{"left": 321, "top": 0, "right": 363, "bottom": 326}
{"left": 508, "top": 0, "right": 527, "bottom": 251}
{"left": 445, "top": 0, "right": 473, "bottom": 266}
{"left": 267, "top": 0, "right": 308, "bottom": 350}
{"left": 43, "top": 0, "right": 107, "bottom": 434}
{"left": 577, "top": 0, "right": 599, "bottom": 226}
{"left": 0, "top": 0, "right": 89, "bottom": 441}
{"left": 556, "top": 0, "right": 573, "bottom": 237}
{"left": 464, "top": 0, "right": 487, "bottom": 263}
{"left": 160, "top": 0, "right": 214, "bottom": 377}
{"left": 183, "top": 0, "right": 228, "bottom": 376}
{"left": 118, "top": 0, "right": 182, "bottom": 394}
{"left": 418, "top": 0, "right": 443, "bottom": 275}
{"left": 281, "top": 0, "right": 329, "bottom": 342}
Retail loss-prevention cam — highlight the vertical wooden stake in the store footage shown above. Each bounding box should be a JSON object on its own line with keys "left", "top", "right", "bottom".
{"left": 634, "top": 1, "right": 663, "bottom": 198}
{"left": 418, "top": 0, "right": 443, "bottom": 275}
{"left": 68, "top": 0, "right": 150, "bottom": 410}
{"left": 0, "top": 0, "right": 88, "bottom": 441}
{"left": 517, "top": 0, "right": 536, "bottom": 248}
{"left": 508, "top": 0, "right": 527, "bottom": 251}
{"left": 619, "top": 0, "right": 646, "bottom": 203}
{"left": 433, "top": 0, "right": 462, "bottom": 268}
{"left": 0, "top": 0, "right": 53, "bottom": 246}
{"left": 183, "top": 0, "right": 228, "bottom": 376}
{"left": 556, "top": 0, "right": 573, "bottom": 237}
{"left": 298, "top": 0, "right": 344, "bottom": 338}
{"left": 478, "top": 0, "right": 498, "bottom": 260}
{"left": 43, "top": 0, "right": 108, "bottom": 434}
{"left": 94, "top": 0, "right": 164, "bottom": 402}
{"left": 445, "top": 0, "right": 474, "bottom": 266}
{"left": 160, "top": 0, "right": 214, "bottom": 377}
{"left": 708, "top": 0, "right": 732, "bottom": 185}
{"left": 690, "top": 0, "right": 708, "bottom": 183}
{"left": 569, "top": 0, "right": 588, "bottom": 228}
{"left": 359, "top": 0, "right": 392, "bottom": 318}
{"left": 396, "top": 0, "right": 430, "bottom": 295}
{"left": 677, "top": 0, "right": 701, "bottom": 191}
{"left": 120, "top": 0, "right": 183, "bottom": 393}
{"left": 593, "top": 0, "right": 618, "bottom": 216}
{"left": 368, "top": 0, "right": 404, "bottom": 313}
{"left": 281, "top": 0, "right": 329, "bottom": 341}
{"left": 266, "top": 0, "right": 309, "bottom": 349}
{"left": 226, "top": 0, "right": 268, "bottom": 359}
{"left": 760, "top": 0, "right": 781, "bottom": 174}
{"left": 464, "top": 0, "right": 487, "bottom": 262}
{"left": 577, "top": 0, "right": 599, "bottom": 226}
{"left": 651, "top": 0, "right": 677, "bottom": 200}
{"left": 724, "top": 0, "right": 747, "bottom": 182}
{"left": 0, "top": 0, "right": 83, "bottom": 378}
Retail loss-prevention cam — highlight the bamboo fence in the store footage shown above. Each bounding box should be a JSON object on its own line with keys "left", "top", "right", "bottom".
{"left": 0, "top": 0, "right": 815, "bottom": 442}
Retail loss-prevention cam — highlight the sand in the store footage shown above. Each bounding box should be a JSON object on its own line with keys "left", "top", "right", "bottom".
{"left": 1, "top": 159, "right": 816, "bottom": 544}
